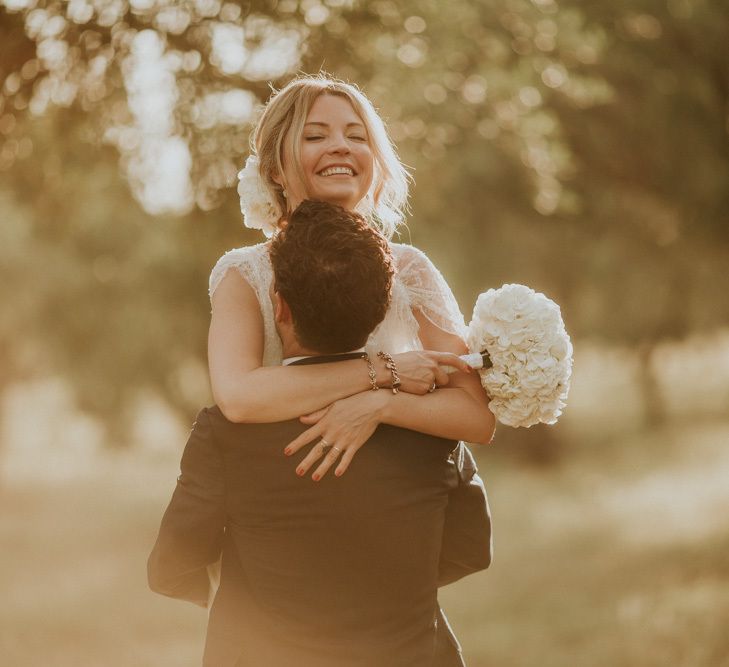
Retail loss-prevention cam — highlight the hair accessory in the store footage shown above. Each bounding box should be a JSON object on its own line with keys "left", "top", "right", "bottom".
{"left": 377, "top": 351, "right": 401, "bottom": 394}
{"left": 363, "top": 353, "right": 379, "bottom": 391}
{"left": 237, "top": 154, "right": 282, "bottom": 238}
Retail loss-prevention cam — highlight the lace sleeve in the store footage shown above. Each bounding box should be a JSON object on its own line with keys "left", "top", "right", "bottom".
{"left": 394, "top": 244, "right": 468, "bottom": 342}
{"left": 208, "top": 243, "right": 271, "bottom": 301}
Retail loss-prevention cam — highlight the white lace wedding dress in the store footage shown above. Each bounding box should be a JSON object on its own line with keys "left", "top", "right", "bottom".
{"left": 209, "top": 242, "right": 467, "bottom": 363}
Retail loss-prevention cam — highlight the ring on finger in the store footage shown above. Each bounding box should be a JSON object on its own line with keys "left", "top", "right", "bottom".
{"left": 319, "top": 439, "right": 333, "bottom": 453}
{"left": 428, "top": 382, "right": 437, "bottom": 393}
{"left": 331, "top": 446, "right": 343, "bottom": 456}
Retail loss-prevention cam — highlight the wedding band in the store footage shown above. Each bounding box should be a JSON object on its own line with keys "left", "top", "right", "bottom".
{"left": 319, "top": 439, "right": 332, "bottom": 453}
{"left": 428, "top": 382, "right": 437, "bottom": 393}
{"left": 331, "top": 446, "right": 342, "bottom": 455}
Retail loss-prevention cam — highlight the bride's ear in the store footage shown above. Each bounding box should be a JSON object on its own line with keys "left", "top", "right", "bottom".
{"left": 271, "top": 172, "right": 289, "bottom": 206}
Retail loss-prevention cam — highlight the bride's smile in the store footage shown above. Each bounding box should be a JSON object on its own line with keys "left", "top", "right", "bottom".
{"left": 317, "top": 165, "right": 356, "bottom": 176}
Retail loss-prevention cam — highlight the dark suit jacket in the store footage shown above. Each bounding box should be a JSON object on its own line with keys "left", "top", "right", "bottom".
{"left": 149, "top": 404, "right": 468, "bottom": 666}
{"left": 438, "top": 442, "right": 492, "bottom": 586}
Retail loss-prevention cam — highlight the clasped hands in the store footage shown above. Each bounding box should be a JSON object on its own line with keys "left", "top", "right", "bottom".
{"left": 284, "top": 350, "right": 471, "bottom": 481}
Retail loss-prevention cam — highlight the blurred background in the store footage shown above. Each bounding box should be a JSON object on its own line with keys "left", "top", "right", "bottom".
{"left": 1, "top": 0, "right": 728, "bottom": 665}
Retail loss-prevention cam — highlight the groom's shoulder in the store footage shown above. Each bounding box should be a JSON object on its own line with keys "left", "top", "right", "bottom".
{"left": 197, "top": 404, "right": 305, "bottom": 445}
{"left": 203, "top": 404, "right": 225, "bottom": 422}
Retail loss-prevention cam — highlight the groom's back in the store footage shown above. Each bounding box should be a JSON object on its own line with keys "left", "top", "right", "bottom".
{"left": 205, "top": 406, "right": 458, "bottom": 667}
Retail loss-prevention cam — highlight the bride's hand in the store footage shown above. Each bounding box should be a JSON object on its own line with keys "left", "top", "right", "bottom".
{"left": 392, "top": 350, "right": 472, "bottom": 394}
{"left": 284, "top": 390, "right": 389, "bottom": 480}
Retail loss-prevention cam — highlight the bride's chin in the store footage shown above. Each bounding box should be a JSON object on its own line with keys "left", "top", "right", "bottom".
{"left": 310, "top": 192, "right": 361, "bottom": 210}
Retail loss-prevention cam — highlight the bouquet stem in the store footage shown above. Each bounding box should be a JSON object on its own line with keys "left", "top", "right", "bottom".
{"left": 444, "top": 351, "right": 493, "bottom": 374}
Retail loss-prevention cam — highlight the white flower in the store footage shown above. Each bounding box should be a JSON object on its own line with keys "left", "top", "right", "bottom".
{"left": 465, "top": 284, "right": 573, "bottom": 428}
{"left": 237, "top": 155, "right": 282, "bottom": 237}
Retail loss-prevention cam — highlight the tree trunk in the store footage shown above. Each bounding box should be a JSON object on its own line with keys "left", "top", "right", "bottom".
{"left": 637, "top": 341, "right": 665, "bottom": 428}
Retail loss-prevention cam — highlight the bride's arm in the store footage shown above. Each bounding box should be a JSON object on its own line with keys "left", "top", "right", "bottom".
{"left": 209, "top": 270, "right": 469, "bottom": 423}
{"left": 378, "top": 309, "right": 494, "bottom": 443}
{"left": 288, "top": 310, "right": 494, "bottom": 479}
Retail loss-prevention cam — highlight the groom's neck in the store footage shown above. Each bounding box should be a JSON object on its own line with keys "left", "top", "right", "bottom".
{"left": 281, "top": 340, "right": 321, "bottom": 359}
{"left": 278, "top": 324, "right": 321, "bottom": 360}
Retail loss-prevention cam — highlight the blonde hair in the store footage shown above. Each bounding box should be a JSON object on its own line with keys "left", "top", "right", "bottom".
{"left": 252, "top": 74, "right": 410, "bottom": 239}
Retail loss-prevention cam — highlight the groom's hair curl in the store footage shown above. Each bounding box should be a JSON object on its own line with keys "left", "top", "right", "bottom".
{"left": 270, "top": 200, "right": 395, "bottom": 354}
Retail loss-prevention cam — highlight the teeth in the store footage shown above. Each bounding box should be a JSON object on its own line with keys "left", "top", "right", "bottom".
{"left": 320, "top": 166, "right": 354, "bottom": 177}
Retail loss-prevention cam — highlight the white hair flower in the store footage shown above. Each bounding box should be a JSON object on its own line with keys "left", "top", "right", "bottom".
{"left": 237, "top": 155, "right": 282, "bottom": 237}
{"left": 462, "top": 284, "right": 573, "bottom": 428}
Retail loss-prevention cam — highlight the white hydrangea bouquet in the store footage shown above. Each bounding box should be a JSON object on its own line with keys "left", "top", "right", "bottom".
{"left": 457, "top": 284, "right": 573, "bottom": 428}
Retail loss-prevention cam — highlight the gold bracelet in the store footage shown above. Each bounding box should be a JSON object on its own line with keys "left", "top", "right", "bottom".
{"left": 362, "top": 353, "right": 379, "bottom": 391}
{"left": 377, "top": 351, "right": 401, "bottom": 394}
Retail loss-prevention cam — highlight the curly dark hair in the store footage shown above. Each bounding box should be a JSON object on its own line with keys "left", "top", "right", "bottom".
{"left": 269, "top": 200, "right": 395, "bottom": 354}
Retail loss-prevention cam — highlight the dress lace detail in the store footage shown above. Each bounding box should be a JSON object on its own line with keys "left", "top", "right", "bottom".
{"left": 208, "top": 243, "right": 282, "bottom": 367}
{"left": 389, "top": 244, "right": 468, "bottom": 341}
{"left": 209, "top": 242, "right": 466, "bottom": 366}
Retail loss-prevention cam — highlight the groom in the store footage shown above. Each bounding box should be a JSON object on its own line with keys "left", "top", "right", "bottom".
{"left": 148, "top": 200, "right": 487, "bottom": 666}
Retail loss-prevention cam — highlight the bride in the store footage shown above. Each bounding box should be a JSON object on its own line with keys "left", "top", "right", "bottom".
{"left": 208, "top": 75, "right": 495, "bottom": 477}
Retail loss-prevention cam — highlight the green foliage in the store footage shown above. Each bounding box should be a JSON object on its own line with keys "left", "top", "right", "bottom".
{"left": 0, "top": 111, "right": 258, "bottom": 439}
{"left": 1, "top": 0, "right": 727, "bottom": 438}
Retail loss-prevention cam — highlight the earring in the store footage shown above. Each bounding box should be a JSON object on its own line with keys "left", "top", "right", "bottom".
{"left": 282, "top": 189, "right": 288, "bottom": 199}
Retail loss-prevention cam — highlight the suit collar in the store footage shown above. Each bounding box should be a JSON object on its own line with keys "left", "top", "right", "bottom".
{"left": 287, "top": 351, "right": 367, "bottom": 366}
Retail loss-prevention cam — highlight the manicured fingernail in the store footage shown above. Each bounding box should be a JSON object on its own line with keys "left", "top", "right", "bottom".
{"left": 335, "top": 470, "right": 343, "bottom": 477}
{"left": 296, "top": 468, "right": 305, "bottom": 476}
{"left": 284, "top": 448, "right": 292, "bottom": 456}
{"left": 312, "top": 473, "right": 320, "bottom": 481}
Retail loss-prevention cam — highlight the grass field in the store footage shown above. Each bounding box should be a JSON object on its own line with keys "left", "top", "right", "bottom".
{"left": 2, "top": 415, "right": 728, "bottom": 666}
{"left": 442, "top": 419, "right": 729, "bottom": 667}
